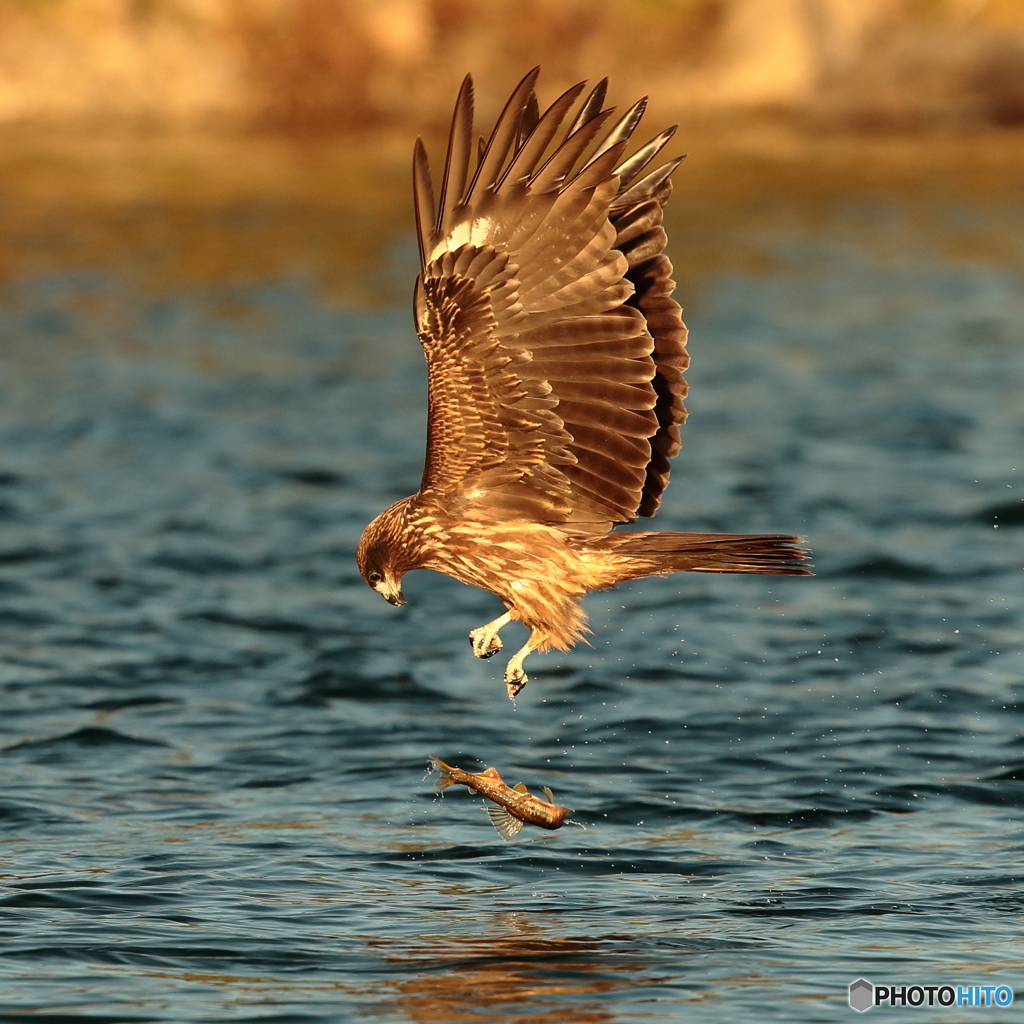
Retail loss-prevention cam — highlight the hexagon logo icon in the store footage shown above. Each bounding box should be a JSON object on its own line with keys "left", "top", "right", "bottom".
{"left": 849, "top": 978, "right": 874, "bottom": 1012}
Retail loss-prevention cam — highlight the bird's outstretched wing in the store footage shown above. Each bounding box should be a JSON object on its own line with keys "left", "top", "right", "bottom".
{"left": 414, "top": 69, "right": 688, "bottom": 532}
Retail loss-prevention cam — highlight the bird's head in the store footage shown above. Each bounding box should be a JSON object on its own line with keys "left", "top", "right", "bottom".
{"left": 356, "top": 501, "right": 412, "bottom": 607}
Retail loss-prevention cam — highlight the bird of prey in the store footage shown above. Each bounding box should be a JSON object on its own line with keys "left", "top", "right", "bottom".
{"left": 357, "top": 69, "right": 810, "bottom": 699}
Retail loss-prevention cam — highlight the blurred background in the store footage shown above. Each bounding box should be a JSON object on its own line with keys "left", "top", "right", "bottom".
{"left": 2, "top": 0, "right": 1023, "bottom": 358}
{"left": 2, "top": 3, "right": 1024, "bottom": 1022}
{"left": 3, "top": 0, "right": 1024, "bottom": 130}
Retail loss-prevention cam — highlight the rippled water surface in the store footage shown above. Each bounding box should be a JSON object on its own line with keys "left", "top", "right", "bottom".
{"left": 1, "top": 128, "right": 1023, "bottom": 1022}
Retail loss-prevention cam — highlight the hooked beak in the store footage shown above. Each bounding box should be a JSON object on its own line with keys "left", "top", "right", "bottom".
{"left": 377, "top": 581, "right": 406, "bottom": 607}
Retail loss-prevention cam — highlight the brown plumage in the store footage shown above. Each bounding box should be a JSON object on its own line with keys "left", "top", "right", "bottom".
{"left": 357, "top": 69, "right": 811, "bottom": 699}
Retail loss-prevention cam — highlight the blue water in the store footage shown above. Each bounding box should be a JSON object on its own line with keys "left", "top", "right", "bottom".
{"left": 1, "top": 187, "right": 1023, "bottom": 1022}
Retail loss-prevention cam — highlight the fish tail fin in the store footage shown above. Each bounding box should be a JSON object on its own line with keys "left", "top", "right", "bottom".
{"left": 428, "top": 755, "right": 457, "bottom": 792}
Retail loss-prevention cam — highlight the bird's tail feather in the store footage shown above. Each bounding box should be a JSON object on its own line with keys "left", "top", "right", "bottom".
{"left": 588, "top": 531, "right": 812, "bottom": 577}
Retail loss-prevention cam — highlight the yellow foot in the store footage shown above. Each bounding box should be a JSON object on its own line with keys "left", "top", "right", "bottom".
{"left": 469, "top": 611, "right": 511, "bottom": 659}
{"left": 504, "top": 666, "right": 528, "bottom": 700}
{"left": 469, "top": 625, "right": 504, "bottom": 659}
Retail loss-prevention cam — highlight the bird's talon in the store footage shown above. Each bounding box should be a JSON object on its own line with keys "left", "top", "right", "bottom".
{"left": 469, "top": 627, "right": 503, "bottom": 659}
{"left": 504, "top": 669, "right": 527, "bottom": 701}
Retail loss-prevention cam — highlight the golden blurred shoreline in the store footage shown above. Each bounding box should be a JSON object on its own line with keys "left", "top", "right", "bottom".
{"left": 1, "top": 0, "right": 1024, "bottom": 133}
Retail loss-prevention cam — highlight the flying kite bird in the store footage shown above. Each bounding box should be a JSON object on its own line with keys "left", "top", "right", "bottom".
{"left": 357, "top": 69, "right": 811, "bottom": 699}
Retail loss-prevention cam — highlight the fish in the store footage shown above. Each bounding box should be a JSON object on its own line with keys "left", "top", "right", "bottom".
{"left": 428, "top": 755, "right": 572, "bottom": 841}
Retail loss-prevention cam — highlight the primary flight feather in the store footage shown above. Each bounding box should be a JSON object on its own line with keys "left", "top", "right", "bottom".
{"left": 357, "top": 69, "right": 810, "bottom": 699}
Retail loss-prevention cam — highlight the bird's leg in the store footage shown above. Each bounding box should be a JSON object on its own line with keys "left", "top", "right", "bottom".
{"left": 469, "top": 611, "right": 511, "bottom": 659}
{"left": 503, "top": 633, "right": 541, "bottom": 700}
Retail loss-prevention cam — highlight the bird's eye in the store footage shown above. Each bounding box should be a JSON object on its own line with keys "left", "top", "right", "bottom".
{"left": 368, "top": 571, "right": 383, "bottom": 584}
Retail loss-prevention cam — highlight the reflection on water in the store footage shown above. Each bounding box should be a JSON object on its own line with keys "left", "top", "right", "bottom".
{"left": 1, "top": 125, "right": 1023, "bottom": 1022}
{"left": 374, "top": 925, "right": 633, "bottom": 1023}
{"left": 4, "top": 125, "right": 1023, "bottom": 389}
{"left": 0, "top": 127, "right": 412, "bottom": 297}
{"left": 3, "top": 124, "right": 1024, "bottom": 314}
